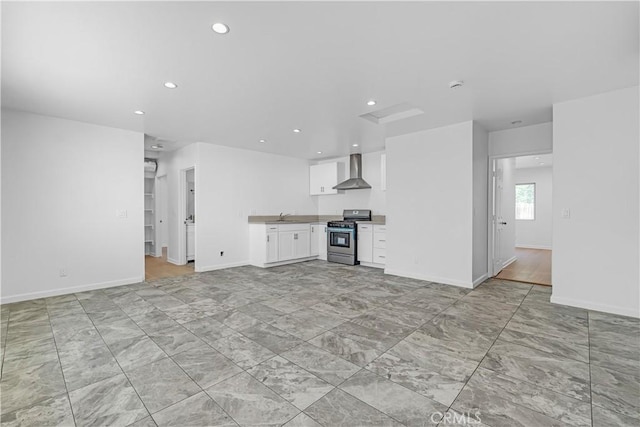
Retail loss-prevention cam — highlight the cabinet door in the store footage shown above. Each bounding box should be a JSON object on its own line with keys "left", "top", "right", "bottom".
{"left": 318, "top": 225, "right": 328, "bottom": 260}
{"left": 310, "top": 225, "right": 319, "bottom": 256}
{"left": 278, "top": 231, "right": 295, "bottom": 261}
{"left": 266, "top": 232, "right": 279, "bottom": 263}
{"left": 294, "top": 230, "right": 310, "bottom": 258}
{"left": 309, "top": 163, "right": 338, "bottom": 195}
{"left": 358, "top": 230, "right": 373, "bottom": 263}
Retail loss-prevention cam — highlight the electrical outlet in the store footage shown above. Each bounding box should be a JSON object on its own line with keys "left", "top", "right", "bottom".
{"left": 116, "top": 209, "right": 128, "bottom": 218}
{"left": 59, "top": 268, "right": 68, "bottom": 277}
{"left": 561, "top": 208, "right": 571, "bottom": 219}
{"left": 220, "top": 251, "right": 224, "bottom": 256}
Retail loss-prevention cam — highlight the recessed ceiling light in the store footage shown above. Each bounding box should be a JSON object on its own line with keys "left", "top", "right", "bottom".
{"left": 511, "top": 120, "right": 522, "bottom": 125}
{"left": 539, "top": 162, "right": 545, "bottom": 165}
{"left": 163, "top": 82, "right": 178, "bottom": 89}
{"left": 211, "top": 23, "right": 230, "bottom": 34}
{"left": 150, "top": 144, "right": 163, "bottom": 150}
{"left": 352, "top": 144, "right": 359, "bottom": 147}
{"left": 317, "top": 151, "right": 322, "bottom": 154}
{"left": 259, "top": 139, "right": 266, "bottom": 143}
{"left": 293, "top": 128, "right": 301, "bottom": 133}
{"left": 449, "top": 80, "right": 464, "bottom": 89}
{"left": 367, "top": 100, "right": 377, "bottom": 106}
{"left": 535, "top": 157, "right": 540, "bottom": 160}
{"left": 134, "top": 110, "right": 145, "bottom": 115}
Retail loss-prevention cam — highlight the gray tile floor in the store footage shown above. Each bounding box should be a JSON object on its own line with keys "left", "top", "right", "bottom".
{"left": 1, "top": 261, "right": 638, "bottom": 426}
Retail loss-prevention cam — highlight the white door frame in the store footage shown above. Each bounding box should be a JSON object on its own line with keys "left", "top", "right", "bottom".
{"left": 178, "top": 167, "right": 195, "bottom": 265}
{"left": 154, "top": 174, "right": 167, "bottom": 257}
{"left": 487, "top": 150, "right": 552, "bottom": 277}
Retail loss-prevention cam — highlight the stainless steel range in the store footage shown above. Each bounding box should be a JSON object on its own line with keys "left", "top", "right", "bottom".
{"left": 327, "top": 209, "right": 372, "bottom": 265}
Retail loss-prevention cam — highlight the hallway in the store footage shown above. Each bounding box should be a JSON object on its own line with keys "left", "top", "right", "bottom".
{"left": 145, "top": 248, "right": 195, "bottom": 281}
{"left": 496, "top": 247, "right": 552, "bottom": 286}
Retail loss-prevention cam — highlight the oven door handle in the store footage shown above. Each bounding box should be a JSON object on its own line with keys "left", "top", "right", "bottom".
{"left": 327, "top": 228, "right": 355, "bottom": 233}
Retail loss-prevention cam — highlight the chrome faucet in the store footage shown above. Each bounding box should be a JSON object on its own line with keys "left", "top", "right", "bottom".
{"left": 278, "top": 212, "right": 291, "bottom": 221}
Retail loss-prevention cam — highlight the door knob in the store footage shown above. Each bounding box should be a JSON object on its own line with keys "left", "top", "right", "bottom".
{"left": 500, "top": 221, "right": 507, "bottom": 225}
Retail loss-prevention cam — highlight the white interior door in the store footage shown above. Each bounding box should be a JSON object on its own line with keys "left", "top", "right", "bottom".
{"left": 491, "top": 158, "right": 516, "bottom": 276}
{"left": 492, "top": 160, "right": 504, "bottom": 275}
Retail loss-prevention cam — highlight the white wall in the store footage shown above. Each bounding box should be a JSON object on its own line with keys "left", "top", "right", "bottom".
{"left": 552, "top": 86, "right": 639, "bottom": 318}
{"left": 515, "top": 166, "right": 552, "bottom": 249}
{"left": 314, "top": 151, "right": 386, "bottom": 215}
{"left": 1, "top": 110, "right": 144, "bottom": 303}
{"left": 386, "top": 121, "right": 476, "bottom": 287}
{"left": 489, "top": 122, "right": 552, "bottom": 157}
{"left": 195, "top": 143, "right": 317, "bottom": 272}
{"left": 472, "top": 123, "right": 489, "bottom": 284}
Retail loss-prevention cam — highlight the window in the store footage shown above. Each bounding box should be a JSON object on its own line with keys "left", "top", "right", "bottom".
{"left": 515, "top": 183, "right": 535, "bottom": 220}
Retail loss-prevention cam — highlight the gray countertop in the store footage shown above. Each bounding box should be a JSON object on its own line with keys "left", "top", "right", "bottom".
{"left": 248, "top": 215, "right": 385, "bottom": 225}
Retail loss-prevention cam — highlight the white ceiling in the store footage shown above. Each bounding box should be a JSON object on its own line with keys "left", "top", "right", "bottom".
{"left": 516, "top": 154, "right": 553, "bottom": 169}
{"left": 2, "top": 1, "right": 638, "bottom": 159}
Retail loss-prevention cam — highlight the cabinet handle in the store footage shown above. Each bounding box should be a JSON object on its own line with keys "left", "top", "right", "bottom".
{"left": 267, "top": 235, "right": 269, "bottom": 242}
{"left": 378, "top": 255, "right": 386, "bottom": 258}
{"left": 378, "top": 239, "right": 386, "bottom": 242}
{"left": 294, "top": 233, "right": 298, "bottom": 240}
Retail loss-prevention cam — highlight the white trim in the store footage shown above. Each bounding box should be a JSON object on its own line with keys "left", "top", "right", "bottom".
{"left": 0, "top": 276, "right": 145, "bottom": 304}
{"left": 384, "top": 269, "right": 474, "bottom": 289}
{"left": 250, "top": 256, "right": 319, "bottom": 269}
{"left": 167, "top": 257, "right": 184, "bottom": 266}
{"left": 196, "top": 260, "right": 250, "bottom": 272}
{"left": 551, "top": 295, "right": 640, "bottom": 319}
{"left": 472, "top": 273, "right": 489, "bottom": 288}
{"left": 502, "top": 255, "right": 517, "bottom": 269}
{"left": 359, "top": 261, "right": 384, "bottom": 269}
{"left": 516, "top": 244, "right": 552, "bottom": 250}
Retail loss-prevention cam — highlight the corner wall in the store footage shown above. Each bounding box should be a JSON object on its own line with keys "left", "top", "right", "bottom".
{"left": 552, "top": 86, "right": 639, "bottom": 317}
{"left": 472, "top": 123, "right": 489, "bottom": 284}
{"left": 385, "top": 121, "right": 475, "bottom": 287}
{"left": 1, "top": 110, "right": 144, "bottom": 303}
{"left": 194, "top": 143, "right": 317, "bottom": 272}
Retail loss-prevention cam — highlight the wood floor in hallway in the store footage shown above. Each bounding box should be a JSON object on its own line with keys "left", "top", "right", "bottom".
{"left": 145, "top": 248, "right": 195, "bottom": 281}
{"left": 496, "top": 247, "right": 552, "bottom": 286}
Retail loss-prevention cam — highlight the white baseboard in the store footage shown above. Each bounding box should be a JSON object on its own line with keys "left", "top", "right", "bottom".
{"left": 516, "top": 244, "right": 552, "bottom": 250}
{"left": 196, "top": 260, "right": 249, "bottom": 272}
{"left": 384, "top": 269, "right": 474, "bottom": 289}
{"left": 0, "top": 276, "right": 145, "bottom": 305}
{"left": 551, "top": 295, "right": 640, "bottom": 319}
{"left": 250, "top": 256, "right": 319, "bottom": 269}
{"left": 502, "top": 256, "right": 517, "bottom": 269}
{"left": 359, "top": 261, "right": 384, "bottom": 269}
{"left": 167, "top": 257, "right": 183, "bottom": 265}
{"left": 472, "top": 273, "right": 489, "bottom": 288}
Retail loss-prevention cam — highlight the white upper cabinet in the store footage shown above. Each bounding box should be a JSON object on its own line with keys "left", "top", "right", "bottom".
{"left": 310, "top": 162, "right": 338, "bottom": 195}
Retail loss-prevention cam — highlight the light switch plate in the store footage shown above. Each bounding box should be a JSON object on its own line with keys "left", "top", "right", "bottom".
{"left": 116, "top": 209, "right": 128, "bottom": 218}
{"left": 561, "top": 208, "right": 570, "bottom": 219}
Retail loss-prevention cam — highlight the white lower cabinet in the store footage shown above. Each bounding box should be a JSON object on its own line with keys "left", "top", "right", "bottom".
{"left": 250, "top": 223, "right": 314, "bottom": 267}
{"left": 357, "top": 223, "right": 386, "bottom": 268}
{"left": 357, "top": 224, "right": 373, "bottom": 263}
{"left": 310, "top": 223, "right": 320, "bottom": 256}
{"left": 316, "top": 223, "right": 328, "bottom": 261}
{"left": 266, "top": 231, "right": 278, "bottom": 263}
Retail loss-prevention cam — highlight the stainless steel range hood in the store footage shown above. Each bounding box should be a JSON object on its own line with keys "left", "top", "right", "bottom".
{"left": 333, "top": 153, "right": 371, "bottom": 190}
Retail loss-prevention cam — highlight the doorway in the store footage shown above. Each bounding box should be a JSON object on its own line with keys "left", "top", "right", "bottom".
{"left": 144, "top": 172, "right": 195, "bottom": 281}
{"left": 489, "top": 153, "right": 553, "bottom": 286}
